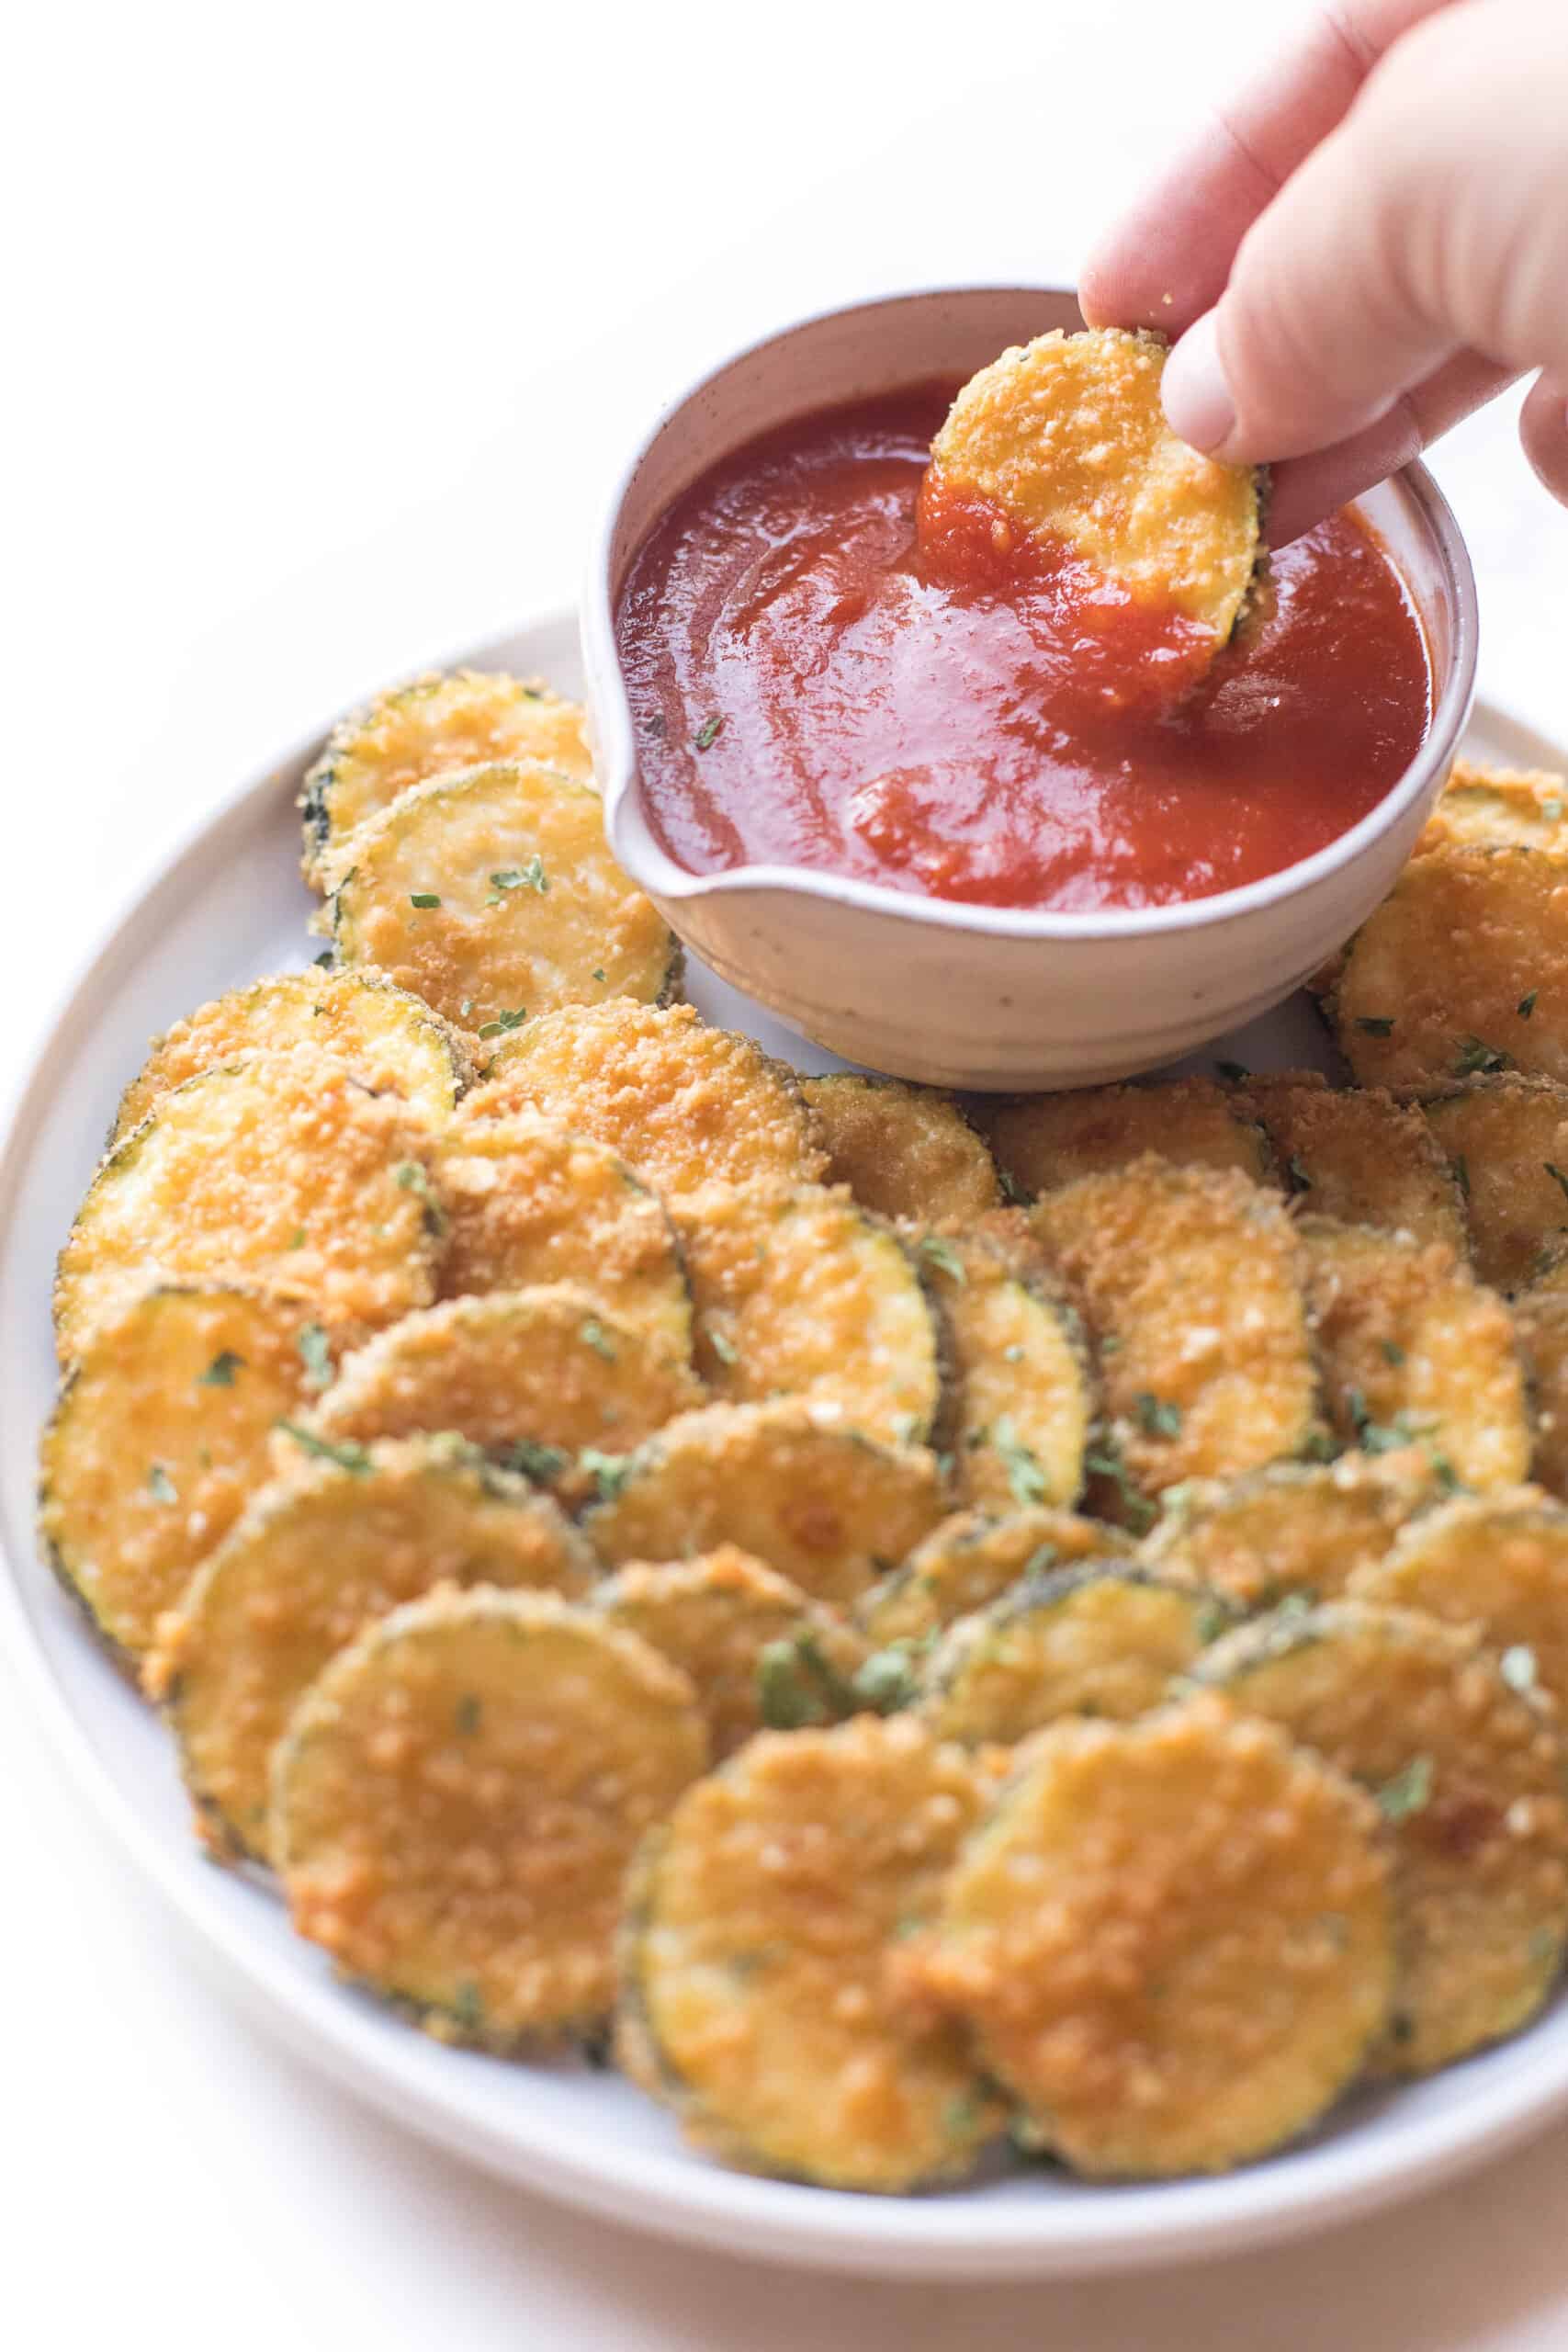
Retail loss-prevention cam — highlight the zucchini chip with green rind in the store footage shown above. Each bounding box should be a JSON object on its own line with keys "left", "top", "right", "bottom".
{"left": 1333, "top": 845, "right": 1568, "bottom": 1093}
{"left": 616, "top": 1715, "right": 1004, "bottom": 2191}
{"left": 1298, "top": 1215, "right": 1531, "bottom": 1491}
{"left": 461, "top": 1001, "right": 827, "bottom": 1209}
{"left": 1514, "top": 1287, "right": 1568, "bottom": 1500}
{"left": 332, "top": 758, "right": 680, "bottom": 1032}
{"left": 581, "top": 1399, "right": 946, "bottom": 1610}
{"left": 674, "top": 1183, "right": 941, "bottom": 1448}
{"left": 1351, "top": 1487, "right": 1568, "bottom": 1702}
{"left": 276, "top": 1587, "right": 705, "bottom": 2043}
{"left": 1416, "top": 759, "right": 1568, "bottom": 859}
{"left": 857, "top": 1507, "right": 1133, "bottom": 1648}
{"left": 1142, "top": 1454, "right": 1437, "bottom": 1609}
{"left": 53, "top": 1047, "right": 441, "bottom": 1365}
{"left": 593, "top": 1548, "right": 866, "bottom": 1760}
{"left": 919, "top": 1564, "right": 1231, "bottom": 1746}
{"left": 1031, "top": 1158, "right": 1320, "bottom": 1520}
{"left": 111, "top": 969, "right": 475, "bottom": 1143}
{"left": 908, "top": 1695, "right": 1392, "bottom": 2176}
{"left": 929, "top": 329, "right": 1264, "bottom": 641}
{"left": 911, "top": 1227, "right": 1093, "bottom": 1511}
{"left": 38, "top": 1283, "right": 329, "bottom": 1666}
{"left": 1192, "top": 1600, "right": 1568, "bottom": 2074}
{"left": 1422, "top": 1075, "right": 1568, "bottom": 1293}
{"left": 974, "top": 1075, "right": 1272, "bottom": 1202}
{"left": 434, "top": 1113, "right": 692, "bottom": 1363}
{"left": 300, "top": 667, "right": 593, "bottom": 890}
{"left": 798, "top": 1074, "right": 1001, "bottom": 1222}
{"left": 1236, "top": 1070, "right": 1466, "bottom": 1251}
{"left": 149, "top": 1433, "right": 599, "bottom": 1862}
{"left": 302, "top": 1283, "right": 703, "bottom": 1500}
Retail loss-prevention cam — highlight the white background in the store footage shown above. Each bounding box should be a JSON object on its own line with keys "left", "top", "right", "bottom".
{"left": 8, "top": 2, "right": 1568, "bottom": 2344}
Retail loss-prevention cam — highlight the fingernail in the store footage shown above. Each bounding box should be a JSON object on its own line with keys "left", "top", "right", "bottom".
{"left": 1163, "top": 311, "right": 1237, "bottom": 454}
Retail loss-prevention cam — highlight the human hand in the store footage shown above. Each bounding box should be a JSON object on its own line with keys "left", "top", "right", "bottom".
{"left": 1081, "top": 0, "right": 1568, "bottom": 542}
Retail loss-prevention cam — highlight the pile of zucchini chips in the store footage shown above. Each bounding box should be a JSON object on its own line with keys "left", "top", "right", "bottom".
{"left": 39, "top": 673, "right": 1568, "bottom": 2194}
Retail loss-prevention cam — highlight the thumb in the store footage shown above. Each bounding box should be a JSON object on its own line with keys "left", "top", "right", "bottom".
{"left": 1162, "top": 0, "right": 1568, "bottom": 464}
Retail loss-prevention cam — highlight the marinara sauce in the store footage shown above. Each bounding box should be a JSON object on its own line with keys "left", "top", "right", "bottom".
{"left": 615, "top": 387, "right": 1431, "bottom": 912}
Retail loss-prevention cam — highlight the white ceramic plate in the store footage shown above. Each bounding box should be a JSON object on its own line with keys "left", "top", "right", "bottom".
{"left": 4, "top": 609, "right": 1567, "bottom": 2281}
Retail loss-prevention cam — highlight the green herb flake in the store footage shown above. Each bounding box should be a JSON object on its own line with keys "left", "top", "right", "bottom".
{"left": 1356, "top": 1017, "right": 1395, "bottom": 1038}
{"left": 451, "top": 1981, "right": 485, "bottom": 2034}
{"left": 581, "top": 1448, "right": 631, "bottom": 1502}
{"left": 410, "top": 891, "right": 442, "bottom": 909}
{"left": 705, "top": 1324, "right": 739, "bottom": 1367}
{"left": 580, "top": 1317, "right": 617, "bottom": 1362}
{"left": 1134, "top": 1392, "right": 1182, "bottom": 1440}
{"left": 592, "top": 968, "right": 607, "bottom": 984}
{"left": 1375, "top": 1754, "right": 1433, "bottom": 1823}
{"left": 1002, "top": 1343, "right": 1024, "bottom": 1363}
{"left": 1381, "top": 1339, "right": 1406, "bottom": 1368}
{"left": 313, "top": 948, "right": 334, "bottom": 969}
{"left": 1453, "top": 1035, "right": 1513, "bottom": 1077}
{"left": 1284, "top": 1154, "right": 1312, "bottom": 1195}
{"left": 1501, "top": 1644, "right": 1539, "bottom": 1693}
{"left": 694, "top": 715, "right": 724, "bottom": 752}
{"left": 492, "top": 1437, "right": 569, "bottom": 1485}
{"left": 288, "top": 1227, "right": 308, "bottom": 1250}
{"left": 454, "top": 1693, "right": 482, "bottom": 1736}
{"left": 147, "top": 1464, "right": 178, "bottom": 1505}
{"left": 297, "top": 1322, "right": 333, "bottom": 1390}
{"left": 476, "top": 1007, "right": 527, "bottom": 1038}
{"left": 1518, "top": 990, "right": 1539, "bottom": 1020}
{"left": 992, "top": 1414, "right": 1048, "bottom": 1509}
{"left": 852, "top": 1645, "right": 922, "bottom": 1715}
{"left": 394, "top": 1159, "right": 448, "bottom": 1237}
{"left": 1546, "top": 1163, "right": 1568, "bottom": 1207}
{"left": 889, "top": 1409, "right": 921, "bottom": 1444}
{"left": 484, "top": 860, "right": 547, "bottom": 903}
{"left": 996, "top": 1164, "right": 1030, "bottom": 1207}
{"left": 918, "top": 1234, "right": 966, "bottom": 1285}
{"left": 276, "top": 1421, "right": 372, "bottom": 1476}
{"left": 197, "top": 1350, "right": 245, "bottom": 1388}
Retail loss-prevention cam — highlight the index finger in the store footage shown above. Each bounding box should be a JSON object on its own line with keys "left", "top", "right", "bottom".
{"left": 1078, "top": 0, "right": 1455, "bottom": 337}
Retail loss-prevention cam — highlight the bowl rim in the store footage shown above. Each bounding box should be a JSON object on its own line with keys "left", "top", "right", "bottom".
{"left": 582, "top": 282, "right": 1478, "bottom": 938}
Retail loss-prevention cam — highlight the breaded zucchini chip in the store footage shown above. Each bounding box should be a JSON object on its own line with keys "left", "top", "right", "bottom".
{"left": 974, "top": 1075, "right": 1271, "bottom": 1202}
{"left": 462, "top": 1001, "right": 827, "bottom": 1208}
{"left": 910, "top": 1696, "right": 1391, "bottom": 2176}
{"left": 1298, "top": 1216, "right": 1530, "bottom": 1490}
{"left": 434, "top": 1113, "right": 691, "bottom": 1361}
{"left": 857, "top": 1508, "right": 1133, "bottom": 1648}
{"left": 594, "top": 1549, "right": 865, "bottom": 1760}
{"left": 919, "top": 1566, "right": 1230, "bottom": 1747}
{"left": 300, "top": 668, "right": 592, "bottom": 889}
{"left": 618, "top": 1715, "right": 1002, "bottom": 2190}
{"left": 1351, "top": 1490, "right": 1568, "bottom": 1702}
{"left": 911, "top": 1227, "right": 1092, "bottom": 1510}
{"left": 149, "top": 1434, "right": 597, "bottom": 1860}
{"left": 1143, "top": 1454, "right": 1435, "bottom": 1608}
{"left": 1334, "top": 846, "right": 1568, "bottom": 1092}
{"left": 54, "top": 1049, "right": 440, "bottom": 1364}
{"left": 927, "top": 329, "right": 1263, "bottom": 639}
{"left": 276, "top": 1589, "right": 705, "bottom": 2042}
{"left": 38, "top": 1283, "right": 328, "bottom": 1665}
{"left": 673, "top": 1183, "right": 940, "bottom": 1448}
{"left": 303, "top": 1285, "right": 703, "bottom": 1498}
{"left": 1194, "top": 1601, "right": 1568, "bottom": 2074}
{"left": 797, "top": 1074, "right": 1000, "bottom": 1222}
{"left": 1237, "top": 1071, "right": 1466, "bottom": 1250}
{"left": 1422, "top": 1076, "right": 1568, "bottom": 1292}
{"left": 1032, "top": 1159, "right": 1319, "bottom": 1520}
{"left": 111, "top": 969, "right": 474, "bottom": 1143}
{"left": 1514, "top": 1288, "right": 1568, "bottom": 1499}
{"left": 332, "top": 759, "right": 679, "bottom": 1032}
{"left": 1416, "top": 758, "right": 1568, "bottom": 858}
{"left": 582, "top": 1400, "right": 946, "bottom": 1609}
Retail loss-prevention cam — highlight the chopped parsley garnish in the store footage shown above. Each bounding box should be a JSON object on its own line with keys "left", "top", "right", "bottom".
{"left": 1374, "top": 1754, "right": 1433, "bottom": 1822}
{"left": 592, "top": 968, "right": 607, "bottom": 983}
{"left": 297, "top": 1322, "right": 333, "bottom": 1390}
{"left": 410, "top": 891, "right": 442, "bottom": 909}
{"left": 1381, "top": 1339, "right": 1406, "bottom": 1367}
{"left": 1501, "top": 1645, "right": 1539, "bottom": 1692}
{"left": 918, "top": 1234, "right": 966, "bottom": 1284}
{"left": 394, "top": 1159, "right": 448, "bottom": 1236}
{"left": 197, "top": 1350, "right": 244, "bottom": 1388}
{"left": 1214, "top": 1059, "right": 1249, "bottom": 1082}
{"left": 996, "top": 1163, "right": 1030, "bottom": 1206}
{"left": 581, "top": 1448, "right": 631, "bottom": 1501}
{"left": 1547, "top": 797, "right": 1565, "bottom": 821}
{"left": 1356, "top": 1016, "right": 1394, "bottom": 1037}
{"left": 288, "top": 1227, "right": 308, "bottom": 1250}
{"left": 454, "top": 1693, "right": 482, "bottom": 1736}
{"left": 276, "top": 1421, "right": 372, "bottom": 1475}
{"left": 477, "top": 1007, "right": 527, "bottom": 1038}
{"left": 485, "top": 859, "right": 547, "bottom": 904}
{"left": 992, "top": 1414, "right": 1048, "bottom": 1508}
{"left": 580, "top": 1317, "right": 617, "bottom": 1361}
{"left": 694, "top": 715, "right": 724, "bottom": 751}
{"left": 1285, "top": 1155, "right": 1312, "bottom": 1195}
{"left": 852, "top": 1645, "right": 923, "bottom": 1714}
{"left": 1518, "top": 990, "right": 1539, "bottom": 1020}
{"left": 492, "top": 1437, "right": 569, "bottom": 1485}
{"left": 1546, "top": 1162, "right": 1568, "bottom": 1207}
{"left": 147, "top": 1464, "right": 178, "bottom": 1505}
{"left": 1134, "top": 1392, "right": 1182, "bottom": 1440}
{"left": 313, "top": 949, "right": 334, "bottom": 969}
{"left": 1453, "top": 1035, "right": 1512, "bottom": 1076}
{"left": 1085, "top": 1436, "right": 1156, "bottom": 1532}
{"left": 705, "top": 1325, "right": 739, "bottom": 1366}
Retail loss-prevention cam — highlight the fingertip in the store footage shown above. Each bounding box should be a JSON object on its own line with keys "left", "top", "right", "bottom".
{"left": 1519, "top": 372, "right": 1568, "bottom": 508}
{"left": 1161, "top": 312, "right": 1240, "bottom": 458}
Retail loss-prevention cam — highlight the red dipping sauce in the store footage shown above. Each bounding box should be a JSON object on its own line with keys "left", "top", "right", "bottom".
{"left": 615, "top": 387, "right": 1432, "bottom": 912}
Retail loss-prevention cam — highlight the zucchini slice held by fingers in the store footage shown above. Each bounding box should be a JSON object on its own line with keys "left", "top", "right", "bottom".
{"left": 974, "top": 1075, "right": 1271, "bottom": 1202}
{"left": 112, "top": 969, "right": 475, "bottom": 1142}
{"left": 618, "top": 1716, "right": 1003, "bottom": 2191}
{"left": 1144, "top": 1455, "right": 1437, "bottom": 1610}
{"left": 926, "top": 328, "right": 1265, "bottom": 645}
{"left": 39, "top": 1283, "right": 333, "bottom": 1665}
{"left": 300, "top": 668, "right": 593, "bottom": 890}
{"left": 1032, "top": 1159, "right": 1320, "bottom": 1524}
{"left": 149, "top": 1434, "right": 598, "bottom": 1862}
{"left": 433, "top": 1113, "right": 692, "bottom": 1362}
{"left": 301, "top": 1284, "right": 703, "bottom": 1498}
{"left": 1297, "top": 1216, "right": 1531, "bottom": 1491}
{"left": 1334, "top": 845, "right": 1568, "bottom": 1093}
{"left": 462, "top": 1001, "right": 827, "bottom": 1208}
{"left": 798, "top": 1074, "right": 1001, "bottom": 1222}
{"left": 53, "top": 1048, "right": 442, "bottom": 1365}
{"left": 1193, "top": 1601, "right": 1568, "bottom": 2075}
{"left": 857, "top": 1507, "right": 1133, "bottom": 1648}
{"left": 581, "top": 1399, "right": 946, "bottom": 1610}
{"left": 1236, "top": 1070, "right": 1467, "bottom": 1251}
{"left": 910, "top": 1227, "right": 1093, "bottom": 1511}
{"left": 276, "top": 1589, "right": 705, "bottom": 2044}
{"left": 908, "top": 1697, "right": 1392, "bottom": 2177}
{"left": 1416, "top": 758, "right": 1568, "bottom": 859}
{"left": 674, "top": 1183, "right": 941, "bottom": 1449}
{"left": 332, "top": 759, "right": 680, "bottom": 1031}
{"left": 1422, "top": 1075, "right": 1568, "bottom": 1292}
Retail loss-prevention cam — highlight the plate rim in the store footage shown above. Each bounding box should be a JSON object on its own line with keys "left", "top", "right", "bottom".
{"left": 6, "top": 615, "right": 1568, "bottom": 2280}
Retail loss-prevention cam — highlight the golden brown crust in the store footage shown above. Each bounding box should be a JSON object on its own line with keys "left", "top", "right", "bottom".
{"left": 276, "top": 1589, "right": 705, "bottom": 2041}
{"left": 1142, "top": 1455, "right": 1437, "bottom": 1608}
{"left": 1351, "top": 1489, "right": 1568, "bottom": 1702}
{"left": 856, "top": 1508, "right": 1132, "bottom": 1647}
{"left": 1422, "top": 1076, "right": 1568, "bottom": 1292}
{"left": 1415, "top": 758, "right": 1568, "bottom": 859}
{"left": 974, "top": 1076, "right": 1271, "bottom": 1201}
{"left": 1236, "top": 1071, "right": 1466, "bottom": 1250}
{"left": 798, "top": 1075, "right": 1000, "bottom": 1222}
{"left": 1515, "top": 1287, "right": 1568, "bottom": 1500}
